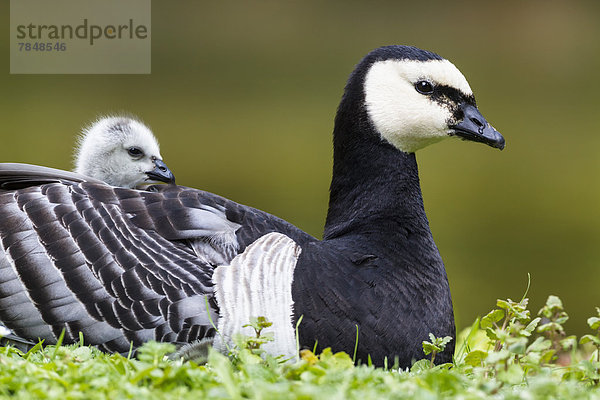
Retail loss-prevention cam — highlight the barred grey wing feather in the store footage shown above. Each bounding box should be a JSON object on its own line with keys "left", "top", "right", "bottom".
{"left": 139, "top": 185, "right": 314, "bottom": 253}
{"left": 0, "top": 163, "right": 313, "bottom": 353}
{"left": 0, "top": 166, "right": 223, "bottom": 352}
{"left": 0, "top": 163, "right": 102, "bottom": 189}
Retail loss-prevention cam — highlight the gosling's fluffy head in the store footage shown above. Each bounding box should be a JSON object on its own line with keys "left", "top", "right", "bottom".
{"left": 74, "top": 116, "right": 175, "bottom": 188}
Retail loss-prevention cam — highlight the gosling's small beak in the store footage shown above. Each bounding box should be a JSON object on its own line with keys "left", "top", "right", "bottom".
{"left": 450, "top": 103, "right": 505, "bottom": 150}
{"left": 145, "top": 159, "right": 175, "bottom": 184}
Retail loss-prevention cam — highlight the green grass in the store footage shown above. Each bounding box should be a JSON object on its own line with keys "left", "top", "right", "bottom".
{"left": 1, "top": 294, "right": 599, "bottom": 399}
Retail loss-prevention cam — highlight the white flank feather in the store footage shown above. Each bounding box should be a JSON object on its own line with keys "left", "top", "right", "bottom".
{"left": 212, "top": 232, "right": 301, "bottom": 358}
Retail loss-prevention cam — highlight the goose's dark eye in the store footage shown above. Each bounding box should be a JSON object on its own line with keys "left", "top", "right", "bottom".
{"left": 128, "top": 147, "right": 144, "bottom": 158}
{"left": 415, "top": 80, "right": 435, "bottom": 95}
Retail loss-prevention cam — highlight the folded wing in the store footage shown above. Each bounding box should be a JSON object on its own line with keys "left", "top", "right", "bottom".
{"left": 0, "top": 163, "right": 312, "bottom": 352}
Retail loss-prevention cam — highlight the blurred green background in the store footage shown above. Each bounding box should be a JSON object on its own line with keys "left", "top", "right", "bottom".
{"left": 1, "top": 1, "right": 599, "bottom": 335}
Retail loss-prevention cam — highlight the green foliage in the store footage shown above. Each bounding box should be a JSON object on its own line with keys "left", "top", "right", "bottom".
{"left": 580, "top": 307, "right": 600, "bottom": 367}
{"left": 2, "top": 297, "right": 600, "bottom": 399}
{"left": 454, "top": 294, "right": 600, "bottom": 391}
{"left": 422, "top": 333, "right": 453, "bottom": 368}
{"left": 239, "top": 316, "right": 274, "bottom": 353}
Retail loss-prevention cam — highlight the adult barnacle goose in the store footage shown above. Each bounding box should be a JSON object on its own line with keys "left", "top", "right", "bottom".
{"left": 0, "top": 46, "right": 504, "bottom": 367}
{"left": 74, "top": 116, "right": 175, "bottom": 188}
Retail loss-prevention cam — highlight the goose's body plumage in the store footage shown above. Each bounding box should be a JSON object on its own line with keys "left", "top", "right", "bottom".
{"left": 0, "top": 169, "right": 309, "bottom": 350}
{"left": 0, "top": 46, "right": 504, "bottom": 367}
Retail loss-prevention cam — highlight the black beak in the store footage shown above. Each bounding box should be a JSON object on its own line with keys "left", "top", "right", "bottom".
{"left": 145, "top": 159, "right": 175, "bottom": 184}
{"left": 450, "top": 104, "right": 505, "bottom": 150}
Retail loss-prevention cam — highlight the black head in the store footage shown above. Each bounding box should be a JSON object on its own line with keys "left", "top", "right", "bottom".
{"left": 334, "top": 45, "right": 504, "bottom": 153}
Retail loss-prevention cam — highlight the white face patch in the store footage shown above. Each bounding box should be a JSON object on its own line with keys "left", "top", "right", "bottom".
{"left": 364, "top": 59, "right": 473, "bottom": 153}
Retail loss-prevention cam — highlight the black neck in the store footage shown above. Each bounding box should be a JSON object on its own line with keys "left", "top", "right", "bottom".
{"left": 324, "top": 112, "right": 430, "bottom": 241}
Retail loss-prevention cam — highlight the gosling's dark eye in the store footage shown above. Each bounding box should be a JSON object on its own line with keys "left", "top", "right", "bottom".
{"left": 415, "top": 80, "right": 435, "bottom": 95}
{"left": 128, "top": 147, "right": 144, "bottom": 158}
